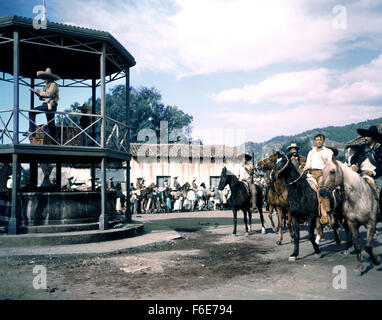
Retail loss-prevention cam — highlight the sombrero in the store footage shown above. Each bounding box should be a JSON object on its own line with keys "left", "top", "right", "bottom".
{"left": 36, "top": 68, "right": 60, "bottom": 81}
{"left": 357, "top": 126, "right": 382, "bottom": 143}
{"left": 287, "top": 143, "right": 300, "bottom": 151}
{"left": 245, "top": 153, "right": 252, "bottom": 161}
{"left": 326, "top": 145, "right": 339, "bottom": 157}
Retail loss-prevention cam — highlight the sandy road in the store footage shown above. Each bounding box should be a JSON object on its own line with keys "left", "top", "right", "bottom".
{"left": 0, "top": 210, "right": 381, "bottom": 300}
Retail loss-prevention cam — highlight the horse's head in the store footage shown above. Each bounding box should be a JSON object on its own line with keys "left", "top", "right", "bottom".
{"left": 320, "top": 155, "right": 343, "bottom": 199}
{"left": 269, "top": 152, "right": 290, "bottom": 182}
{"left": 218, "top": 167, "right": 229, "bottom": 190}
{"left": 257, "top": 153, "right": 280, "bottom": 171}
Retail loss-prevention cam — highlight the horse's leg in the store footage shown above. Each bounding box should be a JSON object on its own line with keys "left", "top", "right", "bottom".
{"left": 243, "top": 209, "right": 249, "bottom": 234}
{"left": 268, "top": 204, "right": 277, "bottom": 232}
{"left": 348, "top": 221, "right": 364, "bottom": 275}
{"left": 342, "top": 218, "right": 353, "bottom": 254}
{"left": 276, "top": 206, "right": 283, "bottom": 245}
{"left": 308, "top": 216, "right": 322, "bottom": 257}
{"left": 259, "top": 207, "right": 266, "bottom": 235}
{"left": 289, "top": 216, "right": 300, "bottom": 261}
{"left": 232, "top": 208, "right": 237, "bottom": 235}
{"left": 365, "top": 221, "right": 380, "bottom": 265}
{"left": 332, "top": 215, "right": 341, "bottom": 245}
{"left": 248, "top": 210, "right": 252, "bottom": 233}
{"left": 256, "top": 192, "right": 266, "bottom": 234}
{"left": 287, "top": 211, "right": 294, "bottom": 243}
{"left": 315, "top": 218, "right": 323, "bottom": 244}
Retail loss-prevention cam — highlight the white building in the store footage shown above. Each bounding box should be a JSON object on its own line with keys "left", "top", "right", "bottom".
{"left": 130, "top": 143, "right": 244, "bottom": 189}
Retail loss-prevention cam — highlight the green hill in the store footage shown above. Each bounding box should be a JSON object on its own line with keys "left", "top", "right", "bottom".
{"left": 243, "top": 117, "right": 382, "bottom": 162}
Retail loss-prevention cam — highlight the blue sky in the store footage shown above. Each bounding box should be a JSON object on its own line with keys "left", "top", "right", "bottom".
{"left": 1, "top": 0, "right": 382, "bottom": 145}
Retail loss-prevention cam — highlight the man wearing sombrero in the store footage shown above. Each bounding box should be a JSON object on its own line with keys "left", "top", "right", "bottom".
{"left": 287, "top": 143, "right": 306, "bottom": 173}
{"left": 238, "top": 153, "right": 258, "bottom": 212}
{"left": 26, "top": 68, "right": 60, "bottom": 142}
{"left": 350, "top": 125, "right": 382, "bottom": 192}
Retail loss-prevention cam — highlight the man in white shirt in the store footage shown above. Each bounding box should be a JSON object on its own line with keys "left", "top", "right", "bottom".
{"left": 303, "top": 134, "right": 334, "bottom": 224}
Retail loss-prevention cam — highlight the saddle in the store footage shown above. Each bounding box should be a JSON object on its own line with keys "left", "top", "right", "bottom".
{"left": 241, "top": 180, "right": 251, "bottom": 197}
{"left": 362, "top": 175, "right": 379, "bottom": 201}
{"left": 306, "top": 176, "right": 319, "bottom": 193}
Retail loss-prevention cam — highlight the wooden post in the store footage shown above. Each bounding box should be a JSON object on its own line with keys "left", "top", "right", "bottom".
{"left": 99, "top": 43, "right": 109, "bottom": 230}
{"left": 13, "top": 31, "right": 19, "bottom": 145}
{"left": 9, "top": 31, "right": 20, "bottom": 234}
{"left": 91, "top": 79, "right": 96, "bottom": 191}
{"left": 125, "top": 69, "right": 131, "bottom": 219}
{"left": 8, "top": 154, "right": 20, "bottom": 234}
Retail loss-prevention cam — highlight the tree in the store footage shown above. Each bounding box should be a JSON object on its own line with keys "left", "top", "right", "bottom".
{"left": 60, "top": 86, "right": 194, "bottom": 143}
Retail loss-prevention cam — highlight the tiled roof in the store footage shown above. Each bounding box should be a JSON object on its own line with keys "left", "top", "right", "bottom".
{"left": 130, "top": 143, "right": 238, "bottom": 159}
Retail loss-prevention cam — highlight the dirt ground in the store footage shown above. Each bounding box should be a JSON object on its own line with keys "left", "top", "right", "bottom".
{"left": 0, "top": 210, "right": 381, "bottom": 300}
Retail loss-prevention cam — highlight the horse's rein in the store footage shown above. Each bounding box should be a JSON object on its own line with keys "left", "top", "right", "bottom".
{"left": 288, "top": 171, "right": 307, "bottom": 185}
{"left": 271, "top": 156, "right": 290, "bottom": 180}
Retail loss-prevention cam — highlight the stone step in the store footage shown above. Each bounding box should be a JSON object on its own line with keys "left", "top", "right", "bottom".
{"left": 0, "top": 222, "right": 144, "bottom": 247}
{"left": 23, "top": 219, "right": 124, "bottom": 234}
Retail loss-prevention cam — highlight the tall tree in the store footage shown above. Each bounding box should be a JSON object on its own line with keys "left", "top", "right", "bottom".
{"left": 60, "top": 86, "right": 194, "bottom": 143}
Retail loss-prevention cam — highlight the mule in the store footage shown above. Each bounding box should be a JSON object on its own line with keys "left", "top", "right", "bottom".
{"left": 320, "top": 157, "right": 381, "bottom": 275}
{"left": 218, "top": 167, "right": 264, "bottom": 235}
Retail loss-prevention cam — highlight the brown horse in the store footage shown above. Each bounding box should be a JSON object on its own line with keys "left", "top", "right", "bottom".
{"left": 257, "top": 154, "right": 293, "bottom": 245}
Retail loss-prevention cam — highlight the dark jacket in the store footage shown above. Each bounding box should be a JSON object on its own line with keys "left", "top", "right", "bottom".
{"left": 351, "top": 143, "right": 382, "bottom": 178}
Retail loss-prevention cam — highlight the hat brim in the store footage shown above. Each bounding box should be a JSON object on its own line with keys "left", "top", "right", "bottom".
{"left": 245, "top": 154, "right": 252, "bottom": 161}
{"left": 287, "top": 146, "right": 300, "bottom": 151}
{"left": 357, "top": 128, "right": 382, "bottom": 142}
{"left": 326, "top": 146, "right": 339, "bottom": 157}
{"left": 37, "top": 71, "right": 60, "bottom": 81}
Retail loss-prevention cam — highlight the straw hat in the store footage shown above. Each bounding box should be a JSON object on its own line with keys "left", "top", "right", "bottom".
{"left": 287, "top": 143, "right": 300, "bottom": 151}
{"left": 36, "top": 68, "right": 60, "bottom": 81}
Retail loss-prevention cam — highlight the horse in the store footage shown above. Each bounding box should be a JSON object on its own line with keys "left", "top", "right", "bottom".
{"left": 139, "top": 183, "right": 156, "bottom": 213}
{"left": 271, "top": 152, "right": 354, "bottom": 261}
{"left": 320, "top": 157, "right": 381, "bottom": 275}
{"left": 257, "top": 155, "right": 293, "bottom": 245}
{"left": 218, "top": 167, "right": 264, "bottom": 235}
{"left": 271, "top": 152, "right": 324, "bottom": 261}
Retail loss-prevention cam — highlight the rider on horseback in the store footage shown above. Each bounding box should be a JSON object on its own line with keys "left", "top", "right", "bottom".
{"left": 287, "top": 143, "right": 306, "bottom": 173}
{"left": 303, "top": 134, "right": 334, "bottom": 225}
{"left": 238, "top": 153, "right": 258, "bottom": 212}
{"left": 350, "top": 125, "right": 382, "bottom": 197}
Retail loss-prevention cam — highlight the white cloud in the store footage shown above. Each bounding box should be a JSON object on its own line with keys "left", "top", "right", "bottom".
{"left": 210, "top": 55, "right": 382, "bottom": 106}
{"left": 208, "top": 54, "right": 382, "bottom": 142}
{"left": 210, "top": 69, "right": 332, "bottom": 105}
{"left": 50, "top": 0, "right": 382, "bottom": 77}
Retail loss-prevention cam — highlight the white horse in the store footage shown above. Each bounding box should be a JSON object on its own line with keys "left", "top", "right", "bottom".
{"left": 321, "top": 157, "right": 381, "bottom": 275}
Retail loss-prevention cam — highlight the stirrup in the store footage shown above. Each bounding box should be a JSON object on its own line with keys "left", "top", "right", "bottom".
{"left": 319, "top": 214, "right": 329, "bottom": 225}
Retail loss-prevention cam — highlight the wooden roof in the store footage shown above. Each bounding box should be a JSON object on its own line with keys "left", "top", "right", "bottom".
{"left": 0, "top": 15, "right": 135, "bottom": 79}
{"left": 130, "top": 143, "right": 238, "bottom": 159}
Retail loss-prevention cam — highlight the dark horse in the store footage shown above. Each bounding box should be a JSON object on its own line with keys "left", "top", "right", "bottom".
{"left": 271, "top": 152, "right": 352, "bottom": 261}
{"left": 271, "top": 152, "right": 323, "bottom": 260}
{"left": 218, "top": 167, "right": 264, "bottom": 235}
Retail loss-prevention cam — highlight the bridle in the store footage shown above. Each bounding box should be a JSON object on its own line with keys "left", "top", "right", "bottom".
{"left": 270, "top": 155, "right": 290, "bottom": 182}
